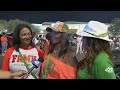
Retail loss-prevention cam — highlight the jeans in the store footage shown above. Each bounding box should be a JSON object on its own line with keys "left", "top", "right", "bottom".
{"left": 1, "top": 44, "right": 7, "bottom": 54}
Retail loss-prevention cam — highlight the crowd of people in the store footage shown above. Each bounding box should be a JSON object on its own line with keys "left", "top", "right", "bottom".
{"left": 0, "top": 32, "right": 13, "bottom": 55}
{"left": 0, "top": 20, "right": 119, "bottom": 79}
{"left": 110, "top": 37, "right": 120, "bottom": 50}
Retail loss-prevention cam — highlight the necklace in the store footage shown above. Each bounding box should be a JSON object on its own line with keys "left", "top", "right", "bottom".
{"left": 53, "top": 49, "right": 60, "bottom": 54}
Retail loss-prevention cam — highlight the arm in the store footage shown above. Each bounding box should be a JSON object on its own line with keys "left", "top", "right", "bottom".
{"left": 0, "top": 70, "right": 27, "bottom": 79}
{"left": 1, "top": 37, "right": 3, "bottom": 42}
{"left": 2, "top": 51, "right": 10, "bottom": 70}
{"left": 0, "top": 70, "right": 11, "bottom": 79}
{"left": 2, "top": 48, "right": 14, "bottom": 71}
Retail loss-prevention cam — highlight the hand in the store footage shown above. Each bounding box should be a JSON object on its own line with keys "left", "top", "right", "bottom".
{"left": 10, "top": 70, "right": 27, "bottom": 79}
{"left": 20, "top": 73, "right": 30, "bottom": 79}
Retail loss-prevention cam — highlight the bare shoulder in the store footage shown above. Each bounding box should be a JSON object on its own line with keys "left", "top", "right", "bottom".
{"left": 67, "top": 48, "right": 76, "bottom": 58}
{"left": 65, "top": 48, "right": 78, "bottom": 68}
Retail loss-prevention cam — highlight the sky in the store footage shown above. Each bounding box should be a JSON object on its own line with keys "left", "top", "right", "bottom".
{"left": 0, "top": 11, "right": 120, "bottom": 24}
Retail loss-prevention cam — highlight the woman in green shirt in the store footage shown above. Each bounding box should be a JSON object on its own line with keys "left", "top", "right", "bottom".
{"left": 76, "top": 20, "right": 116, "bottom": 79}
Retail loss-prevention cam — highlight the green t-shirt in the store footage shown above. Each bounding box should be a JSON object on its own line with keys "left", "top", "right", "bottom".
{"left": 77, "top": 51, "right": 116, "bottom": 79}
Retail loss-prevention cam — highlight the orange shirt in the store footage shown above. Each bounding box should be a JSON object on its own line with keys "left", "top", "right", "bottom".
{"left": 1, "top": 35, "right": 8, "bottom": 44}
{"left": 40, "top": 53, "right": 77, "bottom": 79}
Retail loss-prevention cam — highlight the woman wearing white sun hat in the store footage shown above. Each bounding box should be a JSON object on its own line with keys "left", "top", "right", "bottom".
{"left": 76, "top": 20, "right": 116, "bottom": 79}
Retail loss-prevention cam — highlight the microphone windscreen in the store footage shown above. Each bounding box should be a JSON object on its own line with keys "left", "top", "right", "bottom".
{"left": 38, "top": 57, "right": 44, "bottom": 63}
{"left": 32, "top": 59, "right": 42, "bottom": 68}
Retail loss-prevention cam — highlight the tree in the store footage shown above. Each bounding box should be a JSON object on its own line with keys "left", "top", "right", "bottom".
{"left": 6, "top": 19, "right": 38, "bottom": 33}
{"left": 7, "top": 19, "right": 31, "bottom": 33}
{"left": 109, "top": 18, "right": 120, "bottom": 37}
{"left": 0, "top": 19, "right": 39, "bottom": 34}
{"left": 0, "top": 20, "right": 8, "bottom": 33}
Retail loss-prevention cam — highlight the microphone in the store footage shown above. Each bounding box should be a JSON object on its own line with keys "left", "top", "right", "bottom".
{"left": 27, "top": 57, "right": 44, "bottom": 74}
{"left": 21, "top": 57, "right": 44, "bottom": 79}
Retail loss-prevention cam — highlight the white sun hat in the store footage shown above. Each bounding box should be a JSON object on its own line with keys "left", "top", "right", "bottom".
{"left": 76, "top": 20, "right": 112, "bottom": 42}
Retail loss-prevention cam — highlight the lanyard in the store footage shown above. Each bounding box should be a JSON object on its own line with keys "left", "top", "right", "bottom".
{"left": 18, "top": 49, "right": 37, "bottom": 79}
{"left": 44, "top": 53, "right": 51, "bottom": 79}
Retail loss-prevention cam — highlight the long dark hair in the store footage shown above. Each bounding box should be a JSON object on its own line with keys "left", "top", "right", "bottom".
{"left": 46, "top": 33, "right": 51, "bottom": 41}
{"left": 12, "top": 24, "right": 33, "bottom": 51}
{"left": 49, "top": 32, "right": 70, "bottom": 58}
{"left": 82, "top": 37, "right": 113, "bottom": 75}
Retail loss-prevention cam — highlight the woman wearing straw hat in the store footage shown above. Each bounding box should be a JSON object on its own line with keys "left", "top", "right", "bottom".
{"left": 76, "top": 21, "right": 116, "bottom": 79}
{"left": 39, "top": 21, "right": 78, "bottom": 79}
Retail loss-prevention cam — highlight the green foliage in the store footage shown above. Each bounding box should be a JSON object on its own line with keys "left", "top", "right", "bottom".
{"left": 0, "top": 20, "right": 8, "bottom": 32}
{"left": 109, "top": 18, "right": 120, "bottom": 37}
{"left": 7, "top": 19, "right": 31, "bottom": 33}
{"left": 0, "top": 19, "right": 39, "bottom": 34}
